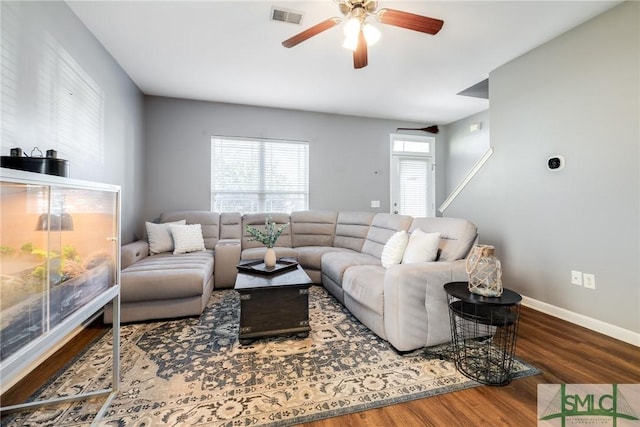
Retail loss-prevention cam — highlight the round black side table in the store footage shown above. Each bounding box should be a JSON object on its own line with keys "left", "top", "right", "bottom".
{"left": 444, "top": 281, "right": 522, "bottom": 386}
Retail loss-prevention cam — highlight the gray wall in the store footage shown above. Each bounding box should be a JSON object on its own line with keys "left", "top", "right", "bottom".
{"left": 1, "top": 1, "right": 145, "bottom": 243}
{"left": 144, "top": 96, "right": 444, "bottom": 221}
{"left": 443, "top": 110, "right": 490, "bottom": 197}
{"left": 444, "top": 2, "right": 639, "bottom": 333}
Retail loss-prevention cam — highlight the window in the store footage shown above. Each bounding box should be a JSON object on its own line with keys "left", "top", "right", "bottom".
{"left": 392, "top": 138, "right": 431, "bottom": 154}
{"left": 211, "top": 137, "right": 309, "bottom": 213}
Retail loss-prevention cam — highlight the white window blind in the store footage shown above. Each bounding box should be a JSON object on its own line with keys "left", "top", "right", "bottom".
{"left": 211, "top": 137, "right": 309, "bottom": 213}
{"left": 398, "top": 157, "right": 429, "bottom": 217}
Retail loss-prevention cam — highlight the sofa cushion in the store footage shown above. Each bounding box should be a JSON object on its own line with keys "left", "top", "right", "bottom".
{"left": 361, "top": 213, "right": 413, "bottom": 258}
{"left": 380, "top": 230, "right": 409, "bottom": 268}
{"left": 146, "top": 220, "right": 186, "bottom": 254}
{"left": 296, "top": 246, "right": 351, "bottom": 271}
{"left": 343, "top": 265, "right": 387, "bottom": 340}
{"left": 321, "top": 250, "right": 380, "bottom": 287}
{"left": 290, "top": 210, "right": 337, "bottom": 247}
{"left": 409, "top": 217, "right": 478, "bottom": 261}
{"left": 332, "top": 211, "right": 375, "bottom": 251}
{"left": 402, "top": 229, "right": 441, "bottom": 263}
{"left": 220, "top": 212, "right": 242, "bottom": 239}
{"left": 120, "top": 250, "right": 214, "bottom": 302}
{"left": 160, "top": 211, "right": 221, "bottom": 250}
{"left": 342, "top": 265, "right": 386, "bottom": 316}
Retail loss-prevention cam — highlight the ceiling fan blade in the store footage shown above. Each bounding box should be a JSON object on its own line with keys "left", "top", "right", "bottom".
{"left": 377, "top": 8, "right": 444, "bottom": 35}
{"left": 353, "top": 29, "right": 368, "bottom": 69}
{"left": 282, "top": 18, "right": 341, "bottom": 48}
{"left": 397, "top": 125, "right": 440, "bottom": 134}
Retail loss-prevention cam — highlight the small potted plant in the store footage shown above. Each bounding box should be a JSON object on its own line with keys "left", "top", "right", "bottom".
{"left": 245, "top": 216, "right": 288, "bottom": 268}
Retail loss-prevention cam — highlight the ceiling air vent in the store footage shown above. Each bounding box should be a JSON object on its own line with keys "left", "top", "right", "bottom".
{"left": 271, "top": 7, "right": 303, "bottom": 25}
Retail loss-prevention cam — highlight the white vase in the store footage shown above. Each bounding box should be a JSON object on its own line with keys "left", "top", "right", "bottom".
{"left": 264, "top": 247, "right": 276, "bottom": 268}
{"left": 466, "top": 244, "right": 503, "bottom": 297}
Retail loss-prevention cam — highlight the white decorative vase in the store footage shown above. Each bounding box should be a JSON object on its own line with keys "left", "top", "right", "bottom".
{"left": 466, "top": 244, "right": 503, "bottom": 297}
{"left": 264, "top": 247, "right": 276, "bottom": 269}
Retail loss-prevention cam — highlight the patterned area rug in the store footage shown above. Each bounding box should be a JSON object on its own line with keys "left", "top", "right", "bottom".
{"left": 4, "top": 286, "right": 539, "bottom": 426}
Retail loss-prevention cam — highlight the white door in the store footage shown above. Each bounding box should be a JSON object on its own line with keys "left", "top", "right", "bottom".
{"left": 391, "top": 155, "right": 433, "bottom": 217}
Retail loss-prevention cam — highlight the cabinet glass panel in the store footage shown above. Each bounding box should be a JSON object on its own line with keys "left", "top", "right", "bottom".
{"left": 0, "top": 182, "right": 118, "bottom": 361}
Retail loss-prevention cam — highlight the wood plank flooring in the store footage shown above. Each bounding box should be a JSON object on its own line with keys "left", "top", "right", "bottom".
{"left": 2, "top": 306, "right": 639, "bottom": 426}
{"left": 302, "top": 306, "right": 640, "bottom": 427}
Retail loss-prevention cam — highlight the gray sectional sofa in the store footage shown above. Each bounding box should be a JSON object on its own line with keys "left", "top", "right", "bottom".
{"left": 108, "top": 210, "right": 477, "bottom": 352}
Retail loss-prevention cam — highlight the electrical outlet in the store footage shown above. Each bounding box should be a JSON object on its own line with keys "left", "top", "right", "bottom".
{"left": 371, "top": 200, "right": 380, "bottom": 208}
{"left": 571, "top": 270, "right": 582, "bottom": 286}
{"left": 583, "top": 273, "right": 596, "bottom": 289}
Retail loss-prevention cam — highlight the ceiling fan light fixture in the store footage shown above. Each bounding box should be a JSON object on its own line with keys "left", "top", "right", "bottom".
{"left": 362, "top": 22, "right": 381, "bottom": 46}
{"left": 342, "top": 35, "right": 358, "bottom": 51}
{"left": 343, "top": 19, "right": 380, "bottom": 50}
{"left": 343, "top": 17, "right": 361, "bottom": 38}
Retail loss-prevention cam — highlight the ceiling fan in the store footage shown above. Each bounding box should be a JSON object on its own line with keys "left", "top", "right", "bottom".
{"left": 397, "top": 125, "right": 439, "bottom": 134}
{"left": 282, "top": 0, "right": 444, "bottom": 69}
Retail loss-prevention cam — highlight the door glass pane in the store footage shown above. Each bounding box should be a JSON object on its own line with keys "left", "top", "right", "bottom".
{"left": 398, "top": 157, "right": 429, "bottom": 216}
{"left": 393, "top": 139, "right": 430, "bottom": 153}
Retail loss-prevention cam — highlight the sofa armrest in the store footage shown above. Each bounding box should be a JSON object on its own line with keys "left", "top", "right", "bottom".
{"left": 214, "top": 239, "right": 241, "bottom": 289}
{"left": 121, "top": 240, "right": 149, "bottom": 270}
{"left": 383, "top": 260, "right": 468, "bottom": 351}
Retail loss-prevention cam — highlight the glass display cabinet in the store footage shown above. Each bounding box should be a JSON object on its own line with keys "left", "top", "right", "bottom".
{"left": 0, "top": 167, "right": 121, "bottom": 420}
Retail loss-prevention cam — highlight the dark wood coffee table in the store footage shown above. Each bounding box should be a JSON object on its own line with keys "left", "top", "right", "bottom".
{"left": 235, "top": 258, "right": 313, "bottom": 345}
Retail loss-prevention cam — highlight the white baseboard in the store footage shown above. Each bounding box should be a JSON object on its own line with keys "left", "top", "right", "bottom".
{"left": 521, "top": 296, "right": 640, "bottom": 347}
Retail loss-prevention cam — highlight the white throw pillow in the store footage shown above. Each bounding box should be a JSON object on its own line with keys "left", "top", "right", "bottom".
{"left": 146, "top": 220, "right": 186, "bottom": 254}
{"left": 170, "top": 223, "right": 206, "bottom": 254}
{"left": 402, "top": 229, "right": 441, "bottom": 264}
{"left": 381, "top": 230, "right": 409, "bottom": 268}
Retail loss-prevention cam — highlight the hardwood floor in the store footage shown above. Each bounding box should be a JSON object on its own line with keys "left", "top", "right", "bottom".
{"left": 302, "top": 307, "right": 640, "bottom": 427}
{"left": 2, "top": 306, "right": 639, "bottom": 426}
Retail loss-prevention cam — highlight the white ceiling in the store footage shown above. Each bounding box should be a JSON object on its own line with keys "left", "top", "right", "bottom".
{"left": 67, "top": 1, "right": 619, "bottom": 125}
